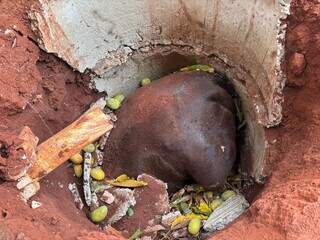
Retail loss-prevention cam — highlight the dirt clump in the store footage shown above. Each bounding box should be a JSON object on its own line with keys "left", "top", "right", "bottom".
{"left": 0, "top": 126, "right": 38, "bottom": 181}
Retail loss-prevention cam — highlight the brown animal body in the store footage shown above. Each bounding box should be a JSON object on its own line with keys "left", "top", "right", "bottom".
{"left": 104, "top": 71, "right": 236, "bottom": 191}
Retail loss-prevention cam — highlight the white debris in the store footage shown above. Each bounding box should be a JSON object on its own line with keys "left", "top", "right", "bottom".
{"left": 90, "top": 96, "right": 107, "bottom": 110}
{"left": 83, "top": 152, "right": 92, "bottom": 206}
{"left": 4, "top": 29, "right": 14, "bottom": 36}
{"left": 91, "top": 191, "right": 100, "bottom": 208}
{"left": 11, "top": 37, "right": 17, "bottom": 48}
{"left": 203, "top": 194, "right": 249, "bottom": 232}
{"left": 100, "top": 190, "right": 115, "bottom": 205}
{"left": 92, "top": 149, "right": 104, "bottom": 167}
{"left": 20, "top": 181, "right": 40, "bottom": 201}
{"left": 220, "top": 146, "right": 225, "bottom": 152}
{"left": 31, "top": 200, "right": 42, "bottom": 209}
{"left": 91, "top": 182, "right": 112, "bottom": 193}
{"left": 17, "top": 175, "right": 33, "bottom": 190}
{"left": 161, "top": 211, "right": 181, "bottom": 227}
{"left": 108, "top": 112, "right": 117, "bottom": 122}
{"left": 98, "top": 132, "right": 110, "bottom": 150}
{"left": 107, "top": 188, "right": 136, "bottom": 224}
{"left": 171, "top": 227, "right": 189, "bottom": 239}
{"left": 68, "top": 183, "right": 84, "bottom": 210}
{"left": 144, "top": 224, "right": 166, "bottom": 234}
{"left": 140, "top": 236, "right": 152, "bottom": 240}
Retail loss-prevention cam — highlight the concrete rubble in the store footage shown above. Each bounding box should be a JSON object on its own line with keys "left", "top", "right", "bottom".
{"left": 68, "top": 183, "right": 84, "bottom": 210}
{"left": 203, "top": 194, "right": 250, "bottom": 232}
{"left": 114, "top": 174, "right": 170, "bottom": 236}
{"left": 106, "top": 188, "right": 136, "bottom": 225}
{"left": 30, "top": 200, "right": 42, "bottom": 209}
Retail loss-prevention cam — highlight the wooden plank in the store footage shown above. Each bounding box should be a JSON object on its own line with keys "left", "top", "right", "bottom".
{"left": 17, "top": 107, "right": 113, "bottom": 189}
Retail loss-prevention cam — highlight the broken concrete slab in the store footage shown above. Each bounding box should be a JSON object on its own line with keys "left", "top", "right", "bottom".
{"left": 104, "top": 188, "right": 136, "bottom": 225}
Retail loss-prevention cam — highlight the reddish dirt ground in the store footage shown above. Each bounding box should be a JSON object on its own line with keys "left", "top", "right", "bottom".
{"left": 0, "top": 1, "right": 101, "bottom": 239}
{"left": 0, "top": 0, "right": 320, "bottom": 240}
{"left": 211, "top": 1, "right": 320, "bottom": 239}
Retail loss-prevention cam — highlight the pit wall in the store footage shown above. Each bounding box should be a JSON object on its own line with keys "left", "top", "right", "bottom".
{"left": 29, "top": 0, "right": 292, "bottom": 181}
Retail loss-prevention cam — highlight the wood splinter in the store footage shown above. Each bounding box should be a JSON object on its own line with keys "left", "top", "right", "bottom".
{"left": 17, "top": 107, "right": 113, "bottom": 191}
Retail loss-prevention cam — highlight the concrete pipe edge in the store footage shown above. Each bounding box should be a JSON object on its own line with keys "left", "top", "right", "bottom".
{"left": 28, "top": 0, "right": 292, "bottom": 181}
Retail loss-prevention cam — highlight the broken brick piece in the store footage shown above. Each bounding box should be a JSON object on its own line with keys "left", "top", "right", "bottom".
{"left": 114, "top": 174, "right": 169, "bottom": 237}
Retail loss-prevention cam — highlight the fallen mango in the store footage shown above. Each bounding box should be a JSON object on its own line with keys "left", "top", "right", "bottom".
{"left": 221, "top": 190, "right": 236, "bottom": 201}
{"left": 90, "top": 167, "right": 105, "bottom": 180}
{"left": 114, "top": 94, "right": 125, "bottom": 103}
{"left": 188, "top": 218, "right": 201, "bottom": 236}
{"left": 70, "top": 153, "right": 83, "bottom": 164}
{"left": 140, "top": 77, "right": 151, "bottom": 86}
{"left": 90, "top": 205, "right": 108, "bottom": 223}
{"left": 83, "top": 144, "right": 95, "bottom": 153}
{"left": 73, "top": 164, "right": 83, "bottom": 177}
{"left": 115, "top": 174, "right": 130, "bottom": 182}
{"left": 106, "top": 98, "right": 121, "bottom": 110}
{"left": 171, "top": 213, "right": 207, "bottom": 229}
{"left": 210, "top": 198, "right": 223, "bottom": 211}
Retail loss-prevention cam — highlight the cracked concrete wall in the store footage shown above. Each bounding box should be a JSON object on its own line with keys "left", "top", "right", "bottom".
{"left": 29, "top": 0, "right": 291, "bottom": 180}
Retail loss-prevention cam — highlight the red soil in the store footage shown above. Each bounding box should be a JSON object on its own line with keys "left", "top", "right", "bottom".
{"left": 211, "top": 1, "right": 320, "bottom": 239}
{"left": 0, "top": 1, "right": 101, "bottom": 239}
{"left": 0, "top": 0, "right": 320, "bottom": 239}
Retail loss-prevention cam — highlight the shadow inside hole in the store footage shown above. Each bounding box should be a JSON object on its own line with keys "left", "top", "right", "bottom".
{"left": 95, "top": 50, "right": 266, "bottom": 201}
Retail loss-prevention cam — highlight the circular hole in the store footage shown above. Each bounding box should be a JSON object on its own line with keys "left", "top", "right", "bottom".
{"left": 94, "top": 50, "right": 267, "bottom": 194}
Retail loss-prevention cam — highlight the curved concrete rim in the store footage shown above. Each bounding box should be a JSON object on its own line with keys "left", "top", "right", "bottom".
{"left": 28, "top": 0, "right": 292, "bottom": 183}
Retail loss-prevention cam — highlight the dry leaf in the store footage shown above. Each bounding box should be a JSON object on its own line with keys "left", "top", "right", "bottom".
{"left": 171, "top": 213, "right": 207, "bottom": 229}
{"left": 105, "top": 179, "right": 148, "bottom": 188}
